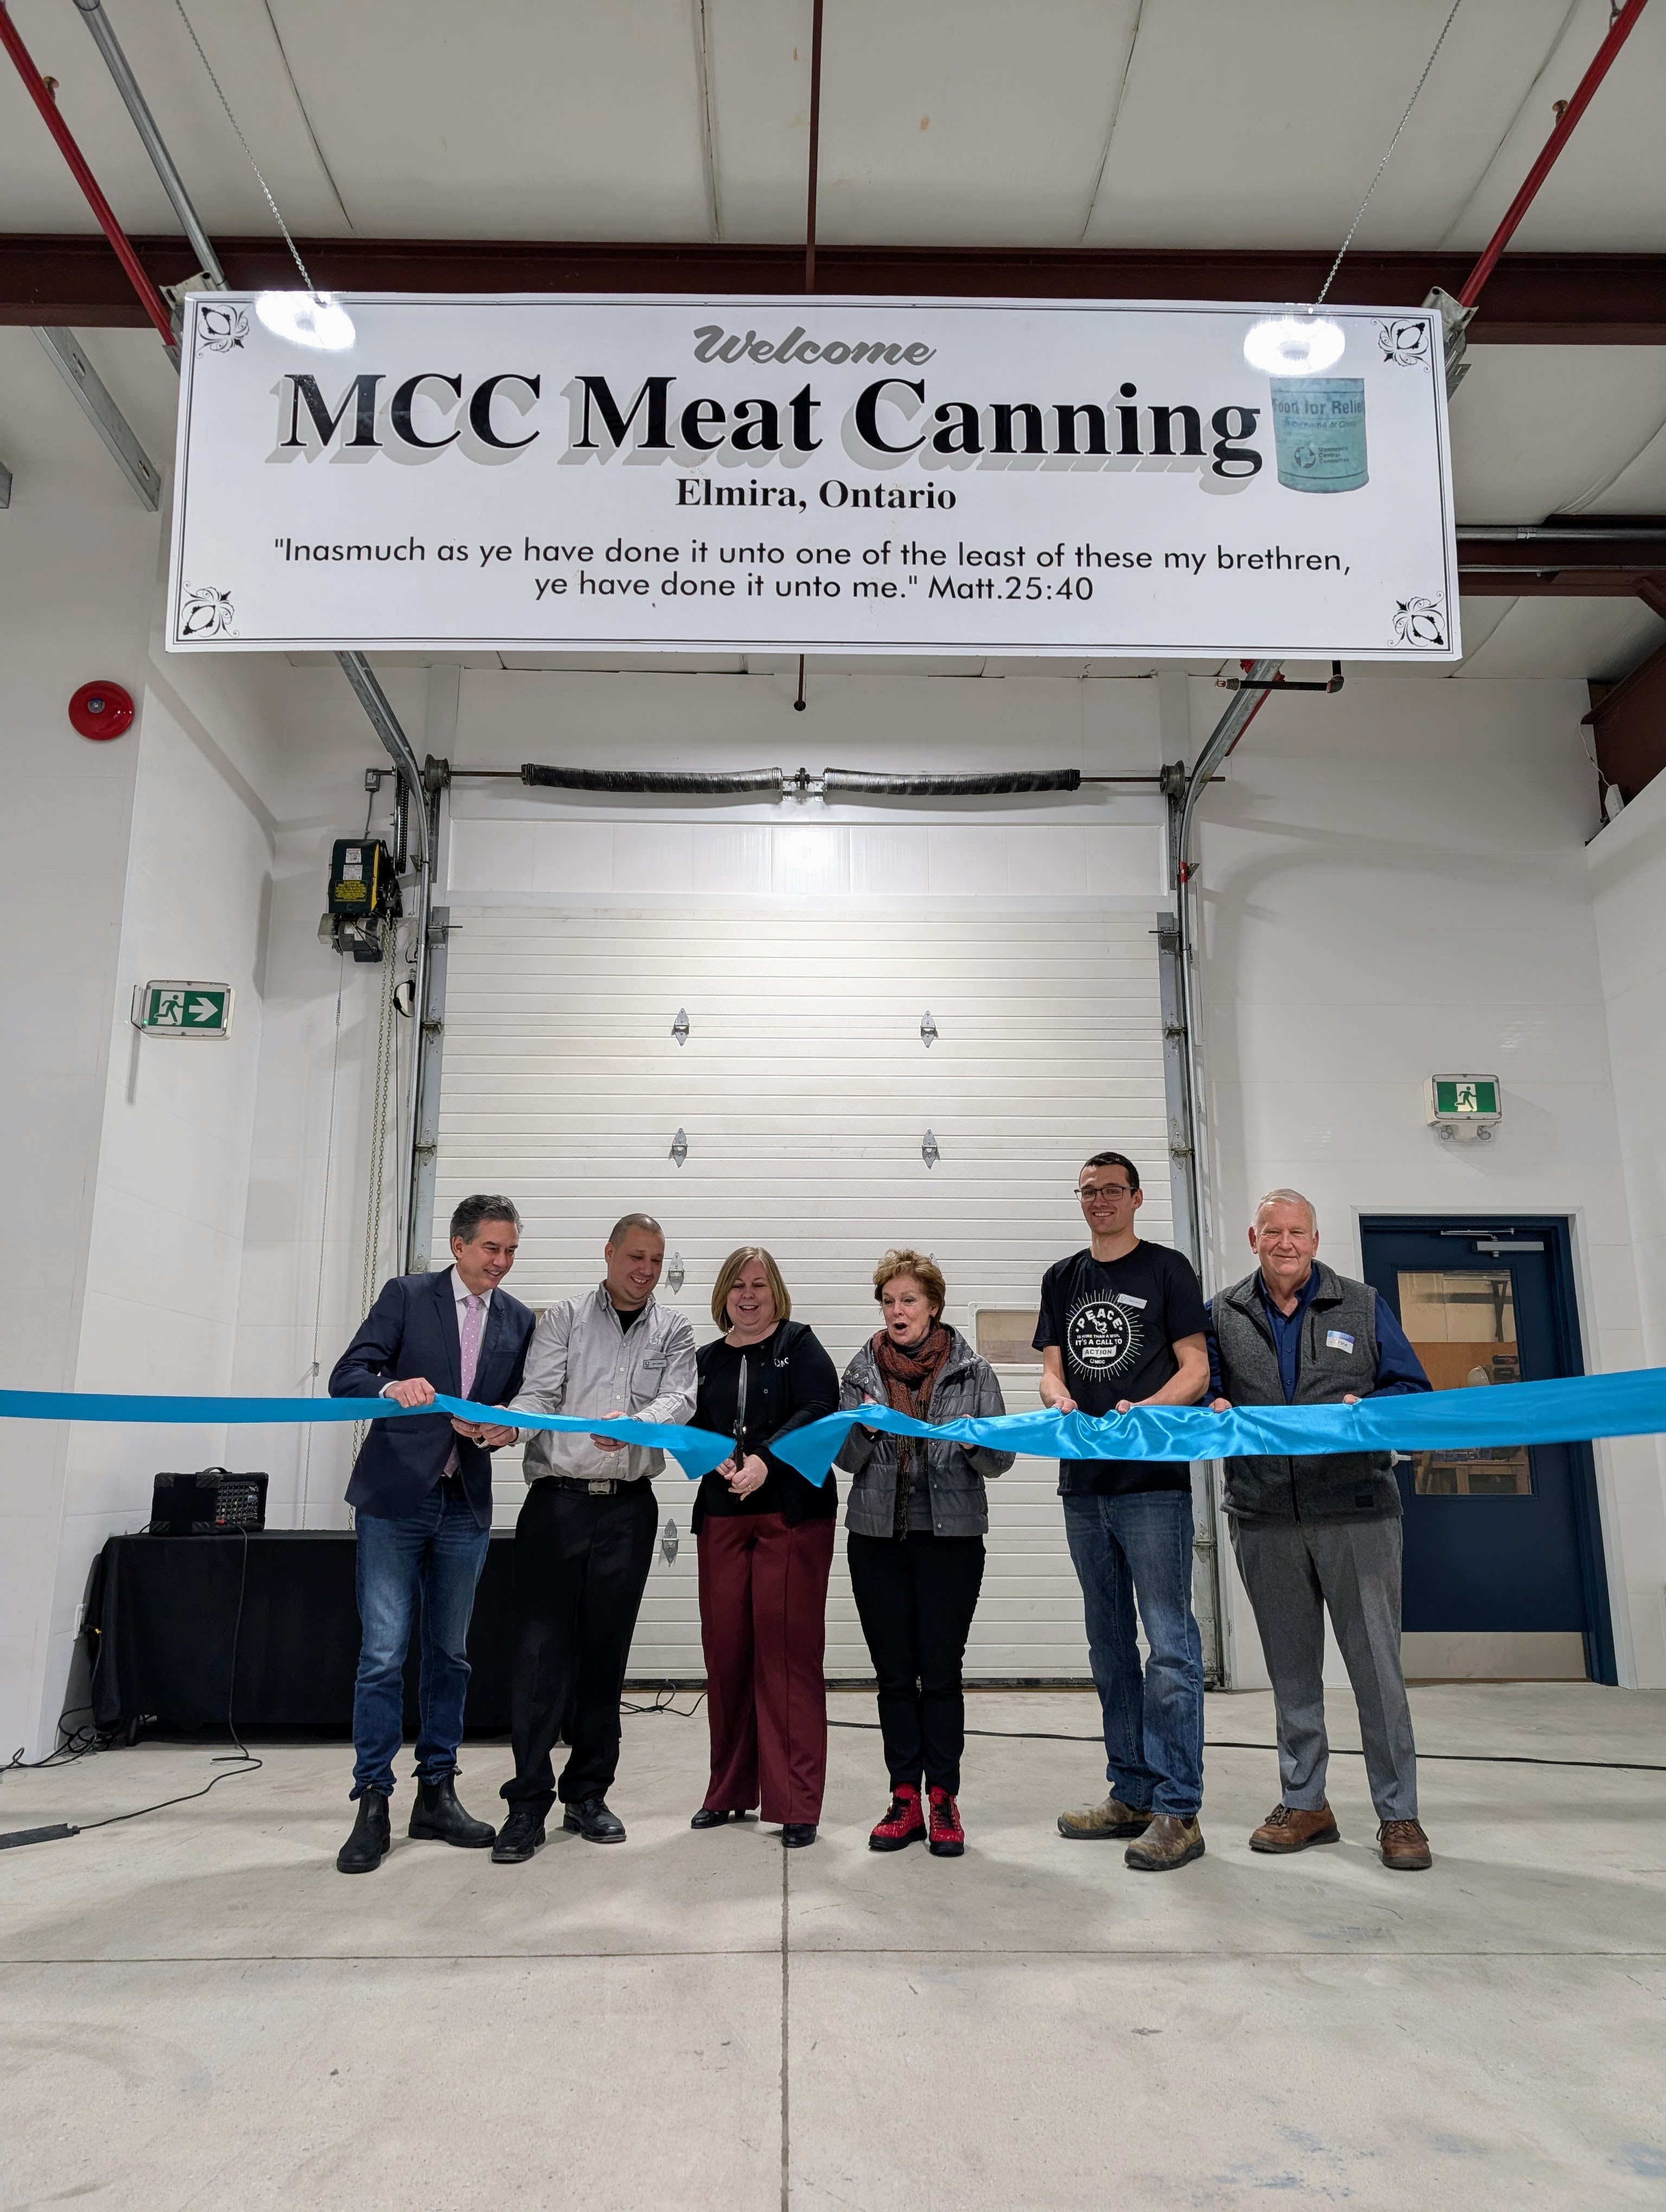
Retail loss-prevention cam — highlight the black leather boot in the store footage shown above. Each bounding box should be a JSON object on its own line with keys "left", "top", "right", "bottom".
{"left": 408, "top": 1776, "right": 496, "bottom": 1848}
{"left": 336, "top": 1789, "right": 391, "bottom": 1874}
{"left": 563, "top": 1795, "right": 626, "bottom": 1843}
{"left": 491, "top": 1805, "right": 547, "bottom": 1863}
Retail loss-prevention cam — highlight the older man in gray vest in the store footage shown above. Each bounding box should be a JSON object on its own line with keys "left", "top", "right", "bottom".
{"left": 1207, "top": 1190, "right": 1434, "bottom": 1872}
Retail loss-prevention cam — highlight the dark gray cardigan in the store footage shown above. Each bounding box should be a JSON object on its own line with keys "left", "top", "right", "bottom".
{"left": 836, "top": 1326, "right": 1014, "bottom": 1538}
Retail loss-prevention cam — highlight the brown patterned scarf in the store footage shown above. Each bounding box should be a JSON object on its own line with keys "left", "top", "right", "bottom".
{"left": 873, "top": 1323, "right": 952, "bottom": 1539}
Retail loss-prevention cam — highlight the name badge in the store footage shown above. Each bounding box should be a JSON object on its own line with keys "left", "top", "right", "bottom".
{"left": 1116, "top": 1293, "right": 1148, "bottom": 1310}
{"left": 642, "top": 1356, "right": 667, "bottom": 1371}
{"left": 1326, "top": 1330, "right": 1355, "bottom": 1353}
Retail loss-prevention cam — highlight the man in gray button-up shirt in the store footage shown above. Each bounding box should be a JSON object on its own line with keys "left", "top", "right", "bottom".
{"left": 494, "top": 1214, "right": 697, "bottom": 1861}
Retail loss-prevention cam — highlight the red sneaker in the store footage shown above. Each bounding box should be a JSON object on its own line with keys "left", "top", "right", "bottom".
{"left": 927, "top": 1785, "right": 965, "bottom": 1857}
{"left": 868, "top": 1783, "right": 926, "bottom": 1851}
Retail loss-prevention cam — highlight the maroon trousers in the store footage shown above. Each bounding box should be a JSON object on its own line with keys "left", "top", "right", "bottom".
{"left": 697, "top": 1510, "right": 835, "bottom": 1825}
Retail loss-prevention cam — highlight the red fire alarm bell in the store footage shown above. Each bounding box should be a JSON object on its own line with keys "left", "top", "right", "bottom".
{"left": 69, "top": 681, "right": 135, "bottom": 740}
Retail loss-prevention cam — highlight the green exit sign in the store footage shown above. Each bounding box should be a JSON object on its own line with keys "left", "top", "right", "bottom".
{"left": 1426, "top": 1072, "right": 1502, "bottom": 1133}
{"left": 1434, "top": 1077, "right": 1498, "bottom": 1116}
{"left": 131, "top": 980, "right": 233, "bottom": 1038}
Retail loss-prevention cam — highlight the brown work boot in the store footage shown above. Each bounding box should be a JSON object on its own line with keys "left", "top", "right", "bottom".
{"left": 1249, "top": 1802, "right": 1341, "bottom": 1855}
{"left": 1124, "top": 1814, "right": 1205, "bottom": 1872}
{"left": 1377, "top": 1818, "right": 1433, "bottom": 1871}
{"left": 1057, "top": 1794, "right": 1155, "bottom": 1841}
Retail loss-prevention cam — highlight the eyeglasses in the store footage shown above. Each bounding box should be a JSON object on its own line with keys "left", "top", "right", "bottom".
{"left": 1077, "top": 1183, "right": 1133, "bottom": 1201}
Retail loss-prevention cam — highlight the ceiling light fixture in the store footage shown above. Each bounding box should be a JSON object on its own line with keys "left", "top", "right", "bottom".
{"left": 255, "top": 290, "right": 355, "bottom": 351}
{"left": 1242, "top": 314, "right": 1347, "bottom": 377}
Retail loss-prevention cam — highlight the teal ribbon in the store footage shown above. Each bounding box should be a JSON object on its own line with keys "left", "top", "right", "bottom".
{"left": 4, "top": 1367, "right": 1664, "bottom": 1487}
{"left": 771, "top": 1366, "right": 1666, "bottom": 1485}
{"left": 0, "top": 1390, "right": 734, "bottom": 1478}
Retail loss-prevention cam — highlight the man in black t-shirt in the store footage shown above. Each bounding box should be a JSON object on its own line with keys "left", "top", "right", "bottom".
{"left": 1035, "top": 1151, "right": 1210, "bottom": 1872}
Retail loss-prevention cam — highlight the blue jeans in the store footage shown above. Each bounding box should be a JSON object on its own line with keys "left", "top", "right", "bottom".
{"left": 1062, "top": 1490, "right": 1204, "bottom": 1819}
{"left": 351, "top": 1484, "right": 491, "bottom": 1800}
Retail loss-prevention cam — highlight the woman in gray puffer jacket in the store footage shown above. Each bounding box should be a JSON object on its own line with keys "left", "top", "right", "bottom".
{"left": 837, "top": 1248, "right": 1013, "bottom": 1859}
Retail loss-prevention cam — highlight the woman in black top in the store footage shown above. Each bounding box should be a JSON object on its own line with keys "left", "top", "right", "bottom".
{"left": 691, "top": 1247, "right": 839, "bottom": 1848}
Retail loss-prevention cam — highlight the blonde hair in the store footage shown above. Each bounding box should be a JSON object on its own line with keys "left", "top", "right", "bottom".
{"left": 872, "top": 1248, "right": 947, "bottom": 1317}
{"left": 710, "top": 1246, "right": 793, "bottom": 1330}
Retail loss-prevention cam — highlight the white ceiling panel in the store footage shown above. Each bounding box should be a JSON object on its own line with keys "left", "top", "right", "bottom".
{"left": 1456, "top": 594, "right": 1665, "bottom": 680}
{"left": 0, "top": 0, "right": 354, "bottom": 237}
{"left": 1445, "top": 0, "right": 1666, "bottom": 253}
{"left": 0, "top": 325, "right": 178, "bottom": 505}
{"left": 1, "top": 0, "right": 1661, "bottom": 254}
{"left": 708, "top": 0, "right": 1140, "bottom": 245}
{"left": 1572, "top": 417, "right": 1666, "bottom": 517}
{"left": 1448, "top": 348, "right": 1666, "bottom": 521}
{"left": 1447, "top": 596, "right": 1516, "bottom": 669}
{"left": 267, "top": 0, "right": 711, "bottom": 239}
{"left": 1083, "top": 0, "right": 1581, "bottom": 251}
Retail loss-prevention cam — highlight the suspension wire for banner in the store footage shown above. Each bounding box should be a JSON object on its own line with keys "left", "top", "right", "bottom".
{"left": 171, "top": 0, "right": 318, "bottom": 296}
{"left": 1314, "top": 0, "right": 1468, "bottom": 308}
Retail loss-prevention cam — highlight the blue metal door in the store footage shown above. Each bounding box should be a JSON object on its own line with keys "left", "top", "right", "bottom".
{"left": 1358, "top": 1218, "right": 1613, "bottom": 1682}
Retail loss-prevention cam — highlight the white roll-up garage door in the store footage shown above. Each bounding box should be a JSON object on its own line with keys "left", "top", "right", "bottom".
{"left": 434, "top": 902, "right": 1171, "bottom": 1679}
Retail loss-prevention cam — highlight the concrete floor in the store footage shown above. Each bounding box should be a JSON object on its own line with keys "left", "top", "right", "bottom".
{"left": 2, "top": 1683, "right": 1664, "bottom": 2210}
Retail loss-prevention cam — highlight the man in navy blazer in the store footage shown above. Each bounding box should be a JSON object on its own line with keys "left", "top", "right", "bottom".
{"left": 329, "top": 1193, "right": 536, "bottom": 1873}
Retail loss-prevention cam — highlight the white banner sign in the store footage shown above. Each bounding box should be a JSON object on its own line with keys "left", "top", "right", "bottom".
{"left": 167, "top": 293, "right": 1458, "bottom": 660}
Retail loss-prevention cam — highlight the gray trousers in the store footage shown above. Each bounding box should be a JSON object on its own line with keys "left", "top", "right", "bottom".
{"left": 1230, "top": 1515, "right": 1418, "bottom": 1821}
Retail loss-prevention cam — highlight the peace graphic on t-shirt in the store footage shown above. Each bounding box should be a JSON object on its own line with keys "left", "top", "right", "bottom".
{"left": 1065, "top": 1295, "right": 1146, "bottom": 1380}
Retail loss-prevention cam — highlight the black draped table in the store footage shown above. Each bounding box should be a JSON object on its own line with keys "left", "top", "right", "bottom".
{"left": 87, "top": 1532, "right": 517, "bottom": 1738}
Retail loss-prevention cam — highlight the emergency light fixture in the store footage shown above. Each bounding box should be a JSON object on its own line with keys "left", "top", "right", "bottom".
{"left": 1243, "top": 314, "right": 1346, "bottom": 376}
{"left": 1425, "top": 1073, "right": 1502, "bottom": 1142}
{"left": 255, "top": 291, "right": 355, "bottom": 351}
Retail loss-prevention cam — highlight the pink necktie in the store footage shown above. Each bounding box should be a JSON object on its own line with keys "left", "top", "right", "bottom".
{"left": 444, "top": 1293, "right": 486, "bottom": 1478}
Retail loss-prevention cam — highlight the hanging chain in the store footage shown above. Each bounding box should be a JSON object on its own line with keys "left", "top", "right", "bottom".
{"left": 1315, "top": 0, "right": 1468, "bottom": 308}
{"left": 172, "top": 0, "right": 318, "bottom": 294}
{"left": 351, "top": 946, "right": 400, "bottom": 1461}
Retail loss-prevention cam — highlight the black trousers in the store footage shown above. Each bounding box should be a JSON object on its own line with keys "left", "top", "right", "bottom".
{"left": 502, "top": 1480, "right": 657, "bottom": 1813}
{"left": 847, "top": 1530, "right": 985, "bottom": 1795}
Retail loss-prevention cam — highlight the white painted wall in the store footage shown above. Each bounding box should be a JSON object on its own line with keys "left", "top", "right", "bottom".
{"left": 0, "top": 341, "right": 151, "bottom": 1763}
{"left": 226, "top": 666, "right": 428, "bottom": 1541}
{"left": 1587, "top": 771, "right": 1666, "bottom": 1686}
{"left": 0, "top": 317, "right": 422, "bottom": 1753}
{"left": 1192, "top": 673, "right": 1666, "bottom": 1689}
{"left": 39, "top": 647, "right": 291, "bottom": 1748}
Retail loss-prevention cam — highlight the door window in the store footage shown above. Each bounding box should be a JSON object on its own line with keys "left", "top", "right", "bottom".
{"left": 1396, "top": 1269, "right": 1532, "bottom": 1497}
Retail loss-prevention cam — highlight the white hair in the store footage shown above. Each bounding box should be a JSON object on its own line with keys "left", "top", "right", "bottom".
{"left": 1255, "top": 1187, "right": 1318, "bottom": 1231}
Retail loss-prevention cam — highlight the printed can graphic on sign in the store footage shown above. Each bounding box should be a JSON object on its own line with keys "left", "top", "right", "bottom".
{"left": 1269, "top": 378, "right": 1368, "bottom": 493}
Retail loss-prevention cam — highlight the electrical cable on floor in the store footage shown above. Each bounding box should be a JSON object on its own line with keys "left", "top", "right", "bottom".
{"left": 823, "top": 1716, "right": 1666, "bottom": 1773}
{"left": 1, "top": 1707, "right": 108, "bottom": 1779}
{"left": 0, "top": 1531, "right": 260, "bottom": 1851}
{"left": 620, "top": 1684, "right": 708, "bottom": 1719}
{"left": 607, "top": 1690, "right": 1666, "bottom": 1774}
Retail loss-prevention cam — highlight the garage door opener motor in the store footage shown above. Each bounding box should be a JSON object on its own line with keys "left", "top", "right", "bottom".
{"left": 320, "top": 836, "right": 402, "bottom": 962}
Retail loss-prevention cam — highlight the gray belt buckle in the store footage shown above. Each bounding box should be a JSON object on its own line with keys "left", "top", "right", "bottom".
{"left": 587, "top": 1478, "right": 614, "bottom": 1495}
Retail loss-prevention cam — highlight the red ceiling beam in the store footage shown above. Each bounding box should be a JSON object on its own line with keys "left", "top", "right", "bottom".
{"left": 0, "top": 15, "right": 176, "bottom": 347}
{"left": 1456, "top": 525, "right": 1666, "bottom": 595}
{"left": 1459, "top": 572, "right": 1666, "bottom": 597}
{"left": 1587, "top": 631, "right": 1666, "bottom": 803}
{"left": 3, "top": 236, "right": 1664, "bottom": 340}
